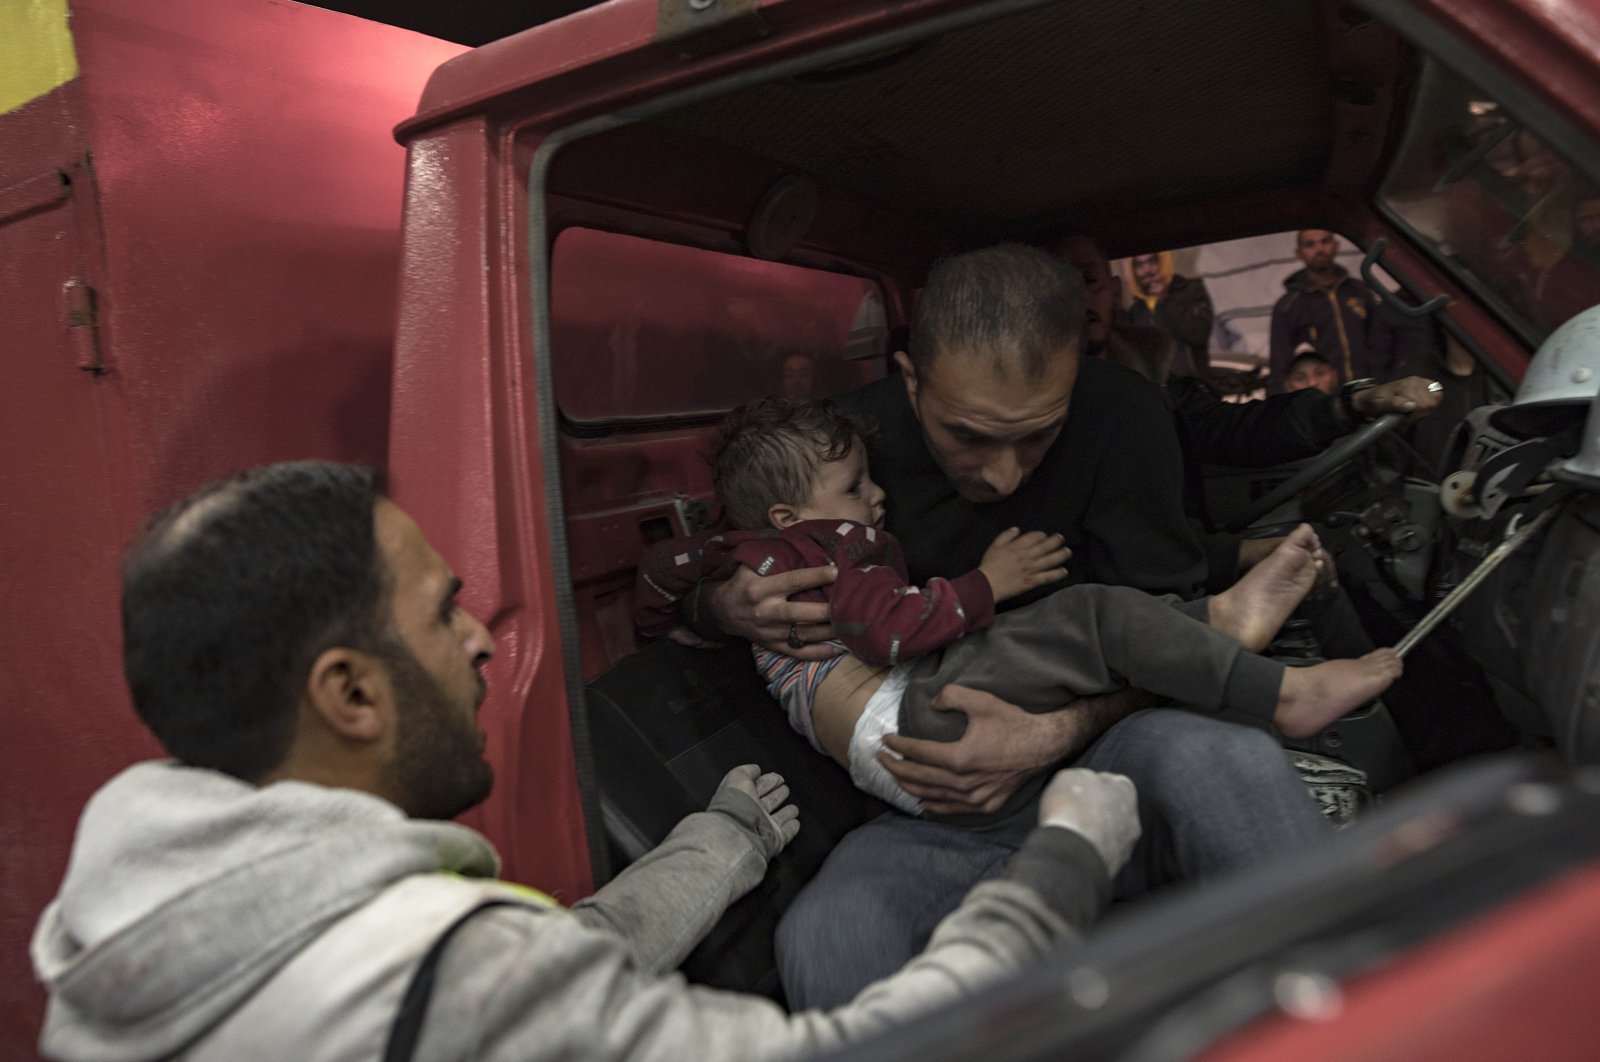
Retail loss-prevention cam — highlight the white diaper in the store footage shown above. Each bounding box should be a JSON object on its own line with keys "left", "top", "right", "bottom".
{"left": 848, "top": 665, "right": 923, "bottom": 816}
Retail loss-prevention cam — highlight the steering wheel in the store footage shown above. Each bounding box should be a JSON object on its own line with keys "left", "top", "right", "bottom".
{"left": 1225, "top": 413, "right": 1407, "bottom": 533}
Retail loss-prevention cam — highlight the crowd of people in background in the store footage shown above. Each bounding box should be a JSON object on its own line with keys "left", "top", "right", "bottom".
{"left": 1117, "top": 227, "right": 1507, "bottom": 479}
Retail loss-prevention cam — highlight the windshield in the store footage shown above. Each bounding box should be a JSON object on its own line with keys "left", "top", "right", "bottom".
{"left": 1380, "top": 60, "right": 1600, "bottom": 343}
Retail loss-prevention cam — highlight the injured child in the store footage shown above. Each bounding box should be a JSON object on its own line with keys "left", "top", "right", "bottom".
{"left": 635, "top": 397, "right": 1400, "bottom": 818}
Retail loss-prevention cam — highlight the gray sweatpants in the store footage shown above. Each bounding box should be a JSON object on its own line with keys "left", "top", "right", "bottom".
{"left": 897, "top": 584, "right": 1287, "bottom": 824}
{"left": 900, "top": 584, "right": 1285, "bottom": 742}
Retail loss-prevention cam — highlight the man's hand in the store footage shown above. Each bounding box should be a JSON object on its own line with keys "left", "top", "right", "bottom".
{"left": 879, "top": 685, "right": 1106, "bottom": 815}
{"left": 712, "top": 764, "right": 801, "bottom": 856}
{"left": 1349, "top": 375, "right": 1443, "bottom": 423}
{"left": 1038, "top": 769, "right": 1141, "bottom": 875}
{"left": 707, "top": 565, "right": 844, "bottom": 662}
{"left": 978, "top": 528, "right": 1071, "bottom": 604}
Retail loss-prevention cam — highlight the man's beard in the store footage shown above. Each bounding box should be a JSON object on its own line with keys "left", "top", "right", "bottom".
{"left": 381, "top": 642, "right": 493, "bottom": 821}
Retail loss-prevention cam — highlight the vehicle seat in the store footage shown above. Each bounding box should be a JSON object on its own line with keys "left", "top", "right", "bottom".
{"left": 584, "top": 639, "right": 892, "bottom": 1000}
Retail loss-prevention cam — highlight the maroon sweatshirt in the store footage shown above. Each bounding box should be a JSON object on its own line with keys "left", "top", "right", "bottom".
{"left": 634, "top": 519, "right": 996, "bottom": 667}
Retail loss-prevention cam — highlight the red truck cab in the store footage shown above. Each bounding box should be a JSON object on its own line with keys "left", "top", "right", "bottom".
{"left": 7, "top": 0, "right": 1600, "bottom": 1056}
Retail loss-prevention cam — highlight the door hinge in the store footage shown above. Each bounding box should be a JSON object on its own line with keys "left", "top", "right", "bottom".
{"left": 656, "top": 0, "right": 770, "bottom": 59}
{"left": 64, "top": 279, "right": 106, "bottom": 375}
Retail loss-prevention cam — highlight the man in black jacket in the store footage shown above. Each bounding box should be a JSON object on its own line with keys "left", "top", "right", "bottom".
{"left": 1269, "top": 229, "right": 1429, "bottom": 392}
{"left": 689, "top": 245, "right": 1331, "bottom": 1009}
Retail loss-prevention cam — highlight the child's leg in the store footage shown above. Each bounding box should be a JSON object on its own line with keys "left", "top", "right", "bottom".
{"left": 1206, "top": 524, "right": 1323, "bottom": 652}
{"left": 1276, "top": 651, "right": 1403, "bottom": 738}
{"left": 900, "top": 582, "right": 1285, "bottom": 741}
{"left": 899, "top": 569, "right": 1402, "bottom": 753}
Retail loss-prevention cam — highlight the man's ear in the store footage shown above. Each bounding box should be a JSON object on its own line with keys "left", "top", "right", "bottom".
{"left": 893, "top": 350, "right": 918, "bottom": 401}
{"left": 304, "top": 647, "right": 390, "bottom": 743}
{"left": 1111, "top": 274, "right": 1123, "bottom": 307}
{"left": 768, "top": 502, "right": 803, "bottom": 529}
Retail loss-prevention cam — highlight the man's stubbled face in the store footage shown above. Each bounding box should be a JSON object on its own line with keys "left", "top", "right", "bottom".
{"left": 899, "top": 348, "right": 1077, "bottom": 503}
{"left": 1296, "top": 229, "right": 1339, "bottom": 272}
{"left": 373, "top": 501, "right": 495, "bottom": 821}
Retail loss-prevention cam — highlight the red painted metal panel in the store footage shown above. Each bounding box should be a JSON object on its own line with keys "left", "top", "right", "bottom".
{"left": 1203, "top": 860, "right": 1600, "bottom": 1062}
{"left": 403, "top": 0, "right": 980, "bottom": 138}
{"left": 390, "top": 120, "right": 596, "bottom": 900}
{"left": 0, "top": 82, "right": 147, "bottom": 1061}
{"left": 0, "top": 3, "right": 462, "bottom": 1055}
{"left": 68, "top": 0, "right": 464, "bottom": 514}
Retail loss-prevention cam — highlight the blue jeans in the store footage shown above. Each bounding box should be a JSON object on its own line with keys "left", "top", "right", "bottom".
{"left": 774, "top": 709, "right": 1329, "bottom": 1010}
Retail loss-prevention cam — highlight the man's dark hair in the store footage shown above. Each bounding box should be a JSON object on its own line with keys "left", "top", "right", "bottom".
{"left": 121, "top": 461, "right": 394, "bottom": 780}
{"left": 710, "top": 397, "right": 869, "bottom": 530}
{"left": 908, "top": 243, "right": 1086, "bottom": 381}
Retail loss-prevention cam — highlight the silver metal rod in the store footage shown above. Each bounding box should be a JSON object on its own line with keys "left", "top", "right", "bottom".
{"left": 1395, "top": 505, "right": 1561, "bottom": 658}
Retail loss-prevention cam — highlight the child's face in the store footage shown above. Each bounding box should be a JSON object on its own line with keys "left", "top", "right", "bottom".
{"left": 790, "top": 441, "right": 886, "bottom": 528}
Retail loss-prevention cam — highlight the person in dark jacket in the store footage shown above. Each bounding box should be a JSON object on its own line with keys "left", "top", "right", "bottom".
{"left": 1269, "top": 229, "right": 1428, "bottom": 392}
{"left": 1407, "top": 333, "right": 1510, "bottom": 479}
{"left": 1125, "top": 250, "right": 1215, "bottom": 373}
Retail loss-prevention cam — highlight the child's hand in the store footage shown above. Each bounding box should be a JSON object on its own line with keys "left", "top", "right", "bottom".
{"left": 978, "top": 528, "right": 1071, "bottom": 603}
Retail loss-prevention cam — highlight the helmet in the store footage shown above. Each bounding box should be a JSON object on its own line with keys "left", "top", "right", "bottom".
{"left": 1557, "top": 387, "right": 1600, "bottom": 486}
{"left": 1492, "top": 304, "right": 1600, "bottom": 438}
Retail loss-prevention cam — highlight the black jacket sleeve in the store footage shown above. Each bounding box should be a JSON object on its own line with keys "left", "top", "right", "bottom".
{"left": 1169, "top": 376, "right": 1343, "bottom": 468}
{"left": 1083, "top": 376, "right": 1208, "bottom": 598}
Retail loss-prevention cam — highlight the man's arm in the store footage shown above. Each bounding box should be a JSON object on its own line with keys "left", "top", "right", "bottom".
{"left": 1171, "top": 376, "right": 1340, "bottom": 468}
{"left": 567, "top": 765, "right": 798, "bottom": 974}
{"left": 1170, "top": 371, "right": 1445, "bottom": 472}
{"left": 429, "top": 770, "right": 1138, "bottom": 1061}
{"left": 879, "top": 685, "right": 1154, "bottom": 815}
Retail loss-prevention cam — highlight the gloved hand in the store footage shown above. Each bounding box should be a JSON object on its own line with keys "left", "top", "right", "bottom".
{"left": 707, "top": 764, "right": 801, "bottom": 859}
{"left": 1038, "top": 768, "right": 1141, "bottom": 875}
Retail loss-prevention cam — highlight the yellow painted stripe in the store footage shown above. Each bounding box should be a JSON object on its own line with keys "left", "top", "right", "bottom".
{"left": 0, "top": 0, "right": 79, "bottom": 116}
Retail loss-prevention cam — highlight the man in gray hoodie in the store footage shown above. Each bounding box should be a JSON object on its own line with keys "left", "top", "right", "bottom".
{"left": 31, "top": 460, "right": 1139, "bottom": 1062}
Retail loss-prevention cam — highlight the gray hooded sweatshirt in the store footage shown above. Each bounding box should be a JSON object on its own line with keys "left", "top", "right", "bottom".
{"left": 33, "top": 761, "right": 1107, "bottom": 1062}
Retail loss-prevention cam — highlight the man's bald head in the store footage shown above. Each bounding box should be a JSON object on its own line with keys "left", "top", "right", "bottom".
{"left": 907, "top": 243, "right": 1086, "bottom": 381}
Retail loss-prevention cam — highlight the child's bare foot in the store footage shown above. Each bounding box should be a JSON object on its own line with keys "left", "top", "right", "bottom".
{"left": 1209, "top": 524, "right": 1322, "bottom": 652}
{"left": 1275, "top": 649, "right": 1403, "bottom": 739}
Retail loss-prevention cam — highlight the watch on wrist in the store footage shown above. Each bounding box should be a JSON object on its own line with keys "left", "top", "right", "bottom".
{"left": 1339, "top": 377, "right": 1378, "bottom": 423}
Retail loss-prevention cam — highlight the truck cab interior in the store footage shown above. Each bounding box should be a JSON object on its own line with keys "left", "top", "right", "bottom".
{"left": 390, "top": 0, "right": 1600, "bottom": 1053}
